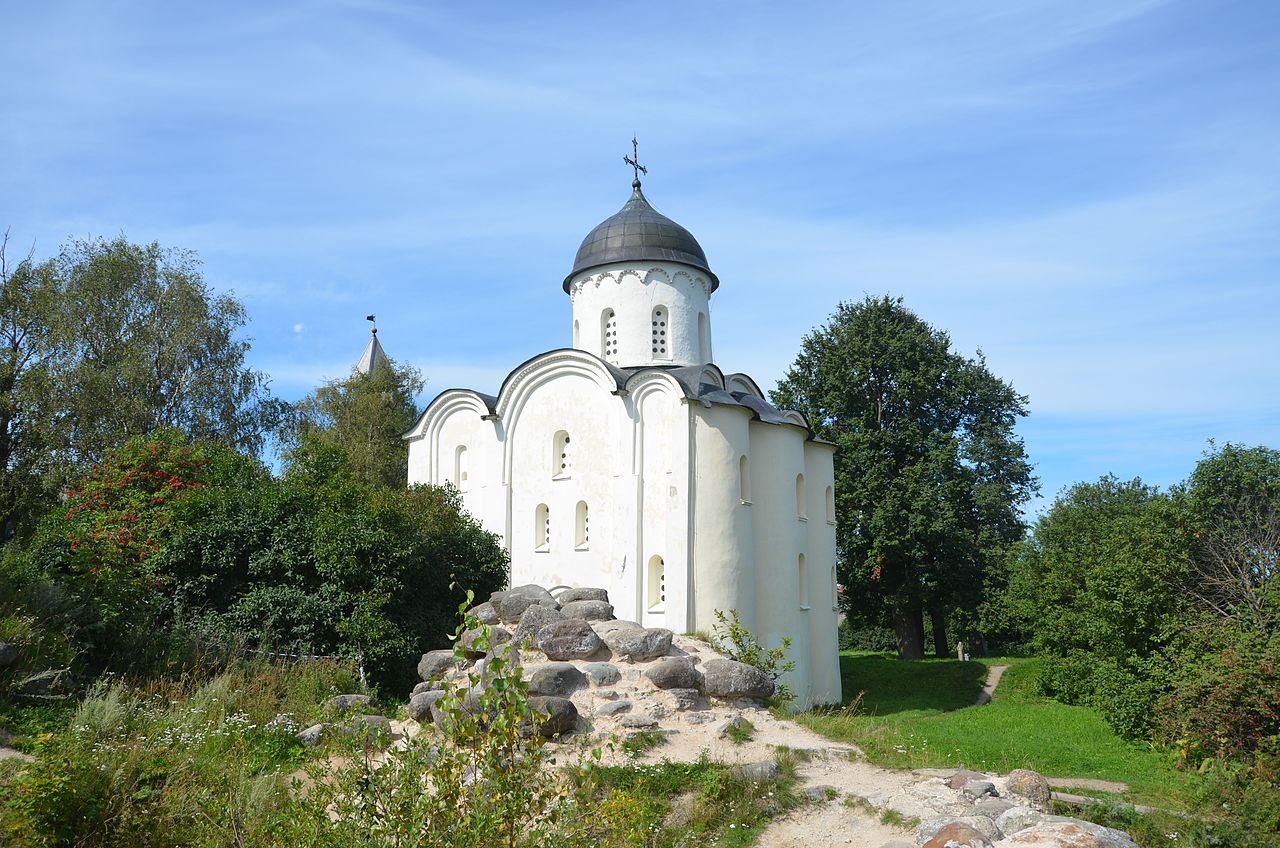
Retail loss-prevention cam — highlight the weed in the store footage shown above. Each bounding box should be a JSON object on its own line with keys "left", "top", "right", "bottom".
{"left": 621, "top": 729, "right": 668, "bottom": 756}
{"left": 879, "top": 807, "right": 920, "bottom": 829}
{"left": 725, "top": 720, "right": 755, "bottom": 745}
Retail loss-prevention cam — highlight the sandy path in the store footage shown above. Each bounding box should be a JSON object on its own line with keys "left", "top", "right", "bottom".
{"left": 975, "top": 664, "right": 1009, "bottom": 707}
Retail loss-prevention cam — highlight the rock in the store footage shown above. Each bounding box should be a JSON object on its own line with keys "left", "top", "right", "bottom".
{"left": 996, "top": 806, "right": 1047, "bottom": 836}
{"left": 684, "top": 711, "right": 714, "bottom": 725}
{"left": 600, "top": 626, "right": 673, "bottom": 661}
{"left": 417, "top": 649, "right": 460, "bottom": 684}
{"left": 729, "top": 761, "right": 781, "bottom": 784}
{"left": 0, "top": 642, "right": 17, "bottom": 667}
{"left": 665, "top": 688, "right": 704, "bottom": 711}
{"left": 917, "top": 816, "right": 960, "bottom": 843}
{"left": 490, "top": 585, "right": 559, "bottom": 623}
{"left": 962, "top": 780, "right": 998, "bottom": 800}
{"left": 557, "top": 587, "right": 609, "bottom": 604}
{"left": 717, "top": 715, "right": 753, "bottom": 736}
{"left": 513, "top": 604, "right": 566, "bottom": 645}
{"left": 411, "top": 681, "right": 438, "bottom": 696}
{"left": 466, "top": 601, "right": 500, "bottom": 625}
{"left": 592, "top": 619, "right": 642, "bottom": 639}
{"left": 803, "top": 785, "right": 840, "bottom": 801}
{"left": 701, "top": 659, "right": 775, "bottom": 700}
{"left": 342, "top": 715, "right": 393, "bottom": 747}
{"left": 956, "top": 816, "right": 1001, "bottom": 842}
{"left": 876, "top": 842, "right": 914, "bottom": 848}
{"left": 536, "top": 619, "right": 603, "bottom": 660}
{"left": 296, "top": 723, "right": 326, "bottom": 746}
{"left": 559, "top": 599, "right": 615, "bottom": 621}
{"left": 526, "top": 696, "right": 578, "bottom": 737}
{"left": 643, "top": 656, "right": 702, "bottom": 690}
{"left": 619, "top": 712, "right": 658, "bottom": 728}
{"left": 971, "top": 798, "right": 1015, "bottom": 819}
{"left": 1006, "top": 769, "right": 1052, "bottom": 813}
{"left": 527, "top": 662, "right": 588, "bottom": 696}
{"left": 921, "top": 821, "right": 992, "bottom": 848}
{"left": 459, "top": 625, "right": 512, "bottom": 659}
{"left": 581, "top": 662, "right": 620, "bottom": 686}
{"left": 407, "top": 690, "right": 445, "bottom": 723}
{"left": 595, "top": 689, "right": 620, "bottom": 700}
{"left": 325, "top": 694, "right": 376, "bottom": 714}
{"left": 999, "top": 820, "right": 1139, "bottom": 847}
{"left": 596, "top": 700, "right": 632, "bottom": 717}
{"left": 950, "top": 768, "right": 993, "bottom": 789}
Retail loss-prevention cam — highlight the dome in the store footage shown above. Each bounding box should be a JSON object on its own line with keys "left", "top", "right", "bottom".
{"left": 563, "top": 180, "right": 718, "bottom": 292}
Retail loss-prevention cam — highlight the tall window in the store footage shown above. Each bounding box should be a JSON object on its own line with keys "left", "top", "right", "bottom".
{"left": 601, "top": 309, "right": 618, "bottom": 360}
{"left": 825, "top": 485, "right": 835, "bottom": 523}
{"left": 698, "top": 312, "right": 710, "bottom": 363}
{"left": 573, "top": 319, "right": 580, "bottom": 348}
{"left": 535, "top": 503, "right": 550, "bottom": 550}
{"left": 739, "top": 455, "right": 751, "bottom": 502}
{"left": 647, "top": 555, "right": 666, "bottom": 612}
{"left": 454, "top": 445, "right": 469, "bottom": 490}
{"left": 651, "top": 306, "right": 668, "bottom": 358}
{"left": 796, "top": 474, "right": 807, "bottom": 520}
{"left": 799, "top": 554, "right": 809, "bottom": 608}
{"left": 575, "top": 501, "right": 589, "bottom": 548}
{"left": 552, "top": 430, "right": 571, "bottom": 478}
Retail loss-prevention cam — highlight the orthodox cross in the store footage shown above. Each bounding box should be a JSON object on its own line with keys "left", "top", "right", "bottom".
{"left": 623, "top": 136, "right": 648, "bottom": 183}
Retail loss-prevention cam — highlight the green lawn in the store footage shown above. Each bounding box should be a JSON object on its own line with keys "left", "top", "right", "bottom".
{"left": 796, "top": 653, "right": 1194, "bottom": 808}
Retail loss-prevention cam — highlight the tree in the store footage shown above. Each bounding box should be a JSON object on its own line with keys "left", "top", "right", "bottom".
{"left": 771, "top": 296, "right": 1036, "bottom": 659}
{"left": 0, "top": 235, "right": 285, "bottom": 540}
{"left": 286, "top": 352, "right": 425, "bottom": 488}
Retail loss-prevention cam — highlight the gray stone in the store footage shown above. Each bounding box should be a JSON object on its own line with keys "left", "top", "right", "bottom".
{"left": 717, "top": 715, "right": 753, "bottom": 736}
{"left": 407, "top": 690, "right": 445, "bottom": 723}
{"left": 295, "top": 723, "right": 326, "bottom": 746}
{"left": 666, "top": 688, "right": 704, "bottom": 711}
{"left": 601, "top": 626, "right": 673, "bottom": 661}
{"left": 619, "top": 712, "right": 658, "bottom": 728}
{"left": 802, "top": 785, "right": 840, "bottom": 801}
{"left": 459, "top": 625, "right": 512, "bottom": 659}
{"left": 995, "top": 806, "right": 1047, "bottom": 837}
{"left": 684, "top": 711, "right": 714, "bottom": 725}
{"left": 954, "top": 816, "right": 1001, "bottom": 841}
{"left": 970, "top": 798, "right": 1014, "bottom": 819}
{"left": 595, "top": 700, "right": 632, "bottom": 716}
{"left": 595, "top": 689, "right": 620, "bottom": 700}
{"left": 961, "top": 779, "right": 997, "bottom": 800}
{"left": 0, "top": 642, "right": 17, "bottom": 667}
{"left": 512, "top": 604, "right": 566, "bottom": 645}
{"left": 411, "top": 681, "right": 438, "bottom": 696}
{"left": 701, "top": 659, "right": 775, "bottom": 700}
{"left": 526, "top": 696, "right": 578, "bottom": 738}
{"left": 557, "top": 587, "right": 609, "bottom": 604}
{"left": 536, "top": 619, "right": 603, "bottom": 660}
{"left": 581, "top": 662, "right": 621, "bottom": 686}
{"left": 1002, "top": 820, "right": 1138, "bottom": 847}
{"left": 559, "top": 599, "right": 615, "bottom": 621}
{"left": 417, "top": 649, "right": 460, "bottom": 684}
{"left": 592, "top": 618, "right": 641, "bottom": 638}
{"left": 466, "top": 601, "right": 500, "bottom": 625}
{"left": 1006, "top": 768, "right": 1052, "bottom": 813}
{"left": 729, "top": 761, "right": 781, "bottom": 784}
{"left": 527, "top": 662, "right": 588, "bottom": 696}
{"left": 490, "top": 585, "right": 559, "bottom": 623}
{"left": 643, "top": 656, "right": 703, "bottom": 690}
{"left": 949, "top": 768, "right": 992, "bottom": 789}
{"left": 325, "top": 694, "right": 376, "bottom": 714}
{"left": 916, "top": 815, "right": 960, "bottom": 843}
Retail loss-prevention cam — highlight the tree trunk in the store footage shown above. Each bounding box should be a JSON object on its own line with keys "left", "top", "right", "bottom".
{"left": 929, "top": 606, "right": 948, "bottom": 658}
{"left": 892, "top": 606, "right": 925, "bottom": 660}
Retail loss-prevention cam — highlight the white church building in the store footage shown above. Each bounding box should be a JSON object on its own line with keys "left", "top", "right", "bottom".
{"left": 404, "top": 174, "right": 842, "bottom": 708}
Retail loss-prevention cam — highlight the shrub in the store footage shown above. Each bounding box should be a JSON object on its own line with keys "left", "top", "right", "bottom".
{"left": 711, "top": 609, "right": 796, "bottom": 706}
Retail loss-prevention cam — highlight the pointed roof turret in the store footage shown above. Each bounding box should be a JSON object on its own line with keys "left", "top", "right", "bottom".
{"left": 356, "top": 327, "right": 388, "bottom": 375}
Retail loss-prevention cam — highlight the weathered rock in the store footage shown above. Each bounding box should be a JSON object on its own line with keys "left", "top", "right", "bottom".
{"left": 581, "top": 662, "right": 620, "bottom": 686}
{"left": 295, "top": 723, "right": 325, "bottom": 746}
{"left": 643, "top": 656, "right": 703, "bottom": 690}
{"left": 619, "top": 712, "right": 658, "bottom": 728}
{"left": 950, "top": 768, "right": 993, "bottom": 789}
{"left": 325, "top": 694, "right": 376, "bottom": 714}
{"left": 684, "top": 711, "right": 714, "bottom": 725}
{"left": 466, "top": 601, "right": 500, "bottom": 625}
{"left": 592, "top": 618, "right": 641, "bottom": 638}
{"left": 917, "top": 816, "right": 960, "bottom": 843}
{"left": 595, "top": 700, "right": 632, "bottom": 717}
{"left": 407, "top": 690, "right": 445, "bottom": 723}
{"left": 730, "top": 760, "right": 781, "bottom": 784}
{"left": 526, "top": 696, "right": 578, "bottom": 737}
{"left": 601, "top": 626, "right": 673, "bottom": 661}
{"left": 921, "top": 821, "right": 992, "bottom": 848}
{"left": 512, "top": 604, "right": 566, "bottom": 645}
{"left": 875, "top": 842, "right": 914, "bottom": 848}
{"left": 559, "top": 599, "right": 615, "bottom": 621}
{"left": 1006, "top": 768, "right": 1052, "bottom": 813}
{"left": 417, "top": 649, "right": 460, "bottom": 684}
{"left": 527, "top": 662, "right": 588, "bottom": 696}
{"left": 802, "top": 784, "right": 840, "bottom": 801}
{"left": 459, "top": 625, "right": 512, "bottom": 659}
{"left": 717, "top": 715, "right": 753, "bottom": 736}
{"left": 956, "top": 816, "right": 1001, "bottom": 842}
{"left": 666, "top": 688, "right": 704, "bottom": 711}
{"left": 536, "top": 619, "right": 603, "bottom": 660}
{"left": 557, "top": 587, "right": 609, "bottom": 604}
{"left": 0, "top": 642, "right": 17, "bottom": 667}
{"left": 490, "top": 585, "right": 559, "bottom": 622}
{"left": 971, "top": 798, "right": 1015, "bottom": 819}
{"left": 594, "top": 689, "right": 620, "bottom": 700}
{"left": 996, "top": 806, "right": 1047, "bottom": 836}
{"left": 962, "top": 779, "right": 998, "bottom": 800}
{"left": 701, "top": 659, "right": 775, "bottom": 700}
{"left": 999, "top": 820, "right": 1139, "bottom": 847}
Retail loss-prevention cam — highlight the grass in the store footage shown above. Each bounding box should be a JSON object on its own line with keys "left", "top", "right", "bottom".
{"left": 796, "top": 652, "right": 1194, "bottom": 809}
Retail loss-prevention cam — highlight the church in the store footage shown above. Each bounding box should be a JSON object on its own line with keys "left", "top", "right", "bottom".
{"left": 403, "top": 166, "right": 842, "bottom": 708}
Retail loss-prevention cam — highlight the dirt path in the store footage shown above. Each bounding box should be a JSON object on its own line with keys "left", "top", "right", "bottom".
{"left": 975, "top": 663, "right": 1009, "bottom": 706}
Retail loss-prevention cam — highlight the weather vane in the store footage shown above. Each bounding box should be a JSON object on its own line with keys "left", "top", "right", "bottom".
{"left": 623, "top": 136, "right": 647, "bottom": 184}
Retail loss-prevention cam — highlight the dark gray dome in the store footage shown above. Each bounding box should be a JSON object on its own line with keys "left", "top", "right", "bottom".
{"left": 563, "top": 180, "right": 718, "bottom": 292}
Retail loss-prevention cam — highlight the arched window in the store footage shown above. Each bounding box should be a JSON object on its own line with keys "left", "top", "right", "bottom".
{"left": 552, "top": 430, "right": 571, "bottom": 478}
{"left": 831, "top": 567, "right": 839, "bottom": 609}
{"left": 825, "top": 485, "right": 835, "bottom": 523}
{"left": 601, "top": 309, "right": 618, "bottom": 360}
{"left": 454, "top": 445, "right": 469, "bottom": 490}
{"left": 573, "top": 319, "right": 580, "bottom": 348}
{"left": 647, "top": 555, "right": 666, "bottom": 612}
{"left": 575, "top": 501, "right": 589, "bottom": 548}
{"left": 535, "top": 503, "right": 550, "bottom": 550}
{"left": 799, "top": 553, "right": 809, "bottom": 608}
{"left": 738, "top": 455, "right": 751, "bottom": 503}
{"left": 698, "top": 312, "right": 710, "bottom": 363}
{"left": 651, "top": 306, "right": 668, "bottom": 358}
{"left": 796, "top": 474, "right": 807, "bottom": 520}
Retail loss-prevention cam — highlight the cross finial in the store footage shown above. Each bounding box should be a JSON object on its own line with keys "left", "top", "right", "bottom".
{"left": 623, "top": 136, "right": 647, "bottom": 187}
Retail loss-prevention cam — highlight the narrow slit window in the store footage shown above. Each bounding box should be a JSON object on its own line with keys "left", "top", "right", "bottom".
{"left": 602, "top": 309, "right": 618, "bottom": 360}
{"left": 552, "top": 430, "right": 571, "bottom": 478}
{"left": 799, "top": 554, "right": 809, "bottom": 608}
{"left": 647, "top": 555, "right": 666, "bottom": 612}
{"left": 575, "top": 501, "right": 589, "bottom": 548}
{"left": 825, "top": 485, "right": 835, "bottom": 523}
{"left": 698, "top": 312, "right": 710, "bottom": 363}
{"left": 651, "top": 306, "right": 668, "bottom": 358}
{"left": 739, "top": 455, "right": 751, "bottom": 502}
{"left": 796, "top": 474, "right": 807, "bottom": 519}
{"left": 535, "top": 503, "right": 549, "bottom": 550}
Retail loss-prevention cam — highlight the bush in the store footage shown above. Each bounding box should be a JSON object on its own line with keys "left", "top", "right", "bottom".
{"left": 711, "top": 609, "right": 796, "bottom": 706}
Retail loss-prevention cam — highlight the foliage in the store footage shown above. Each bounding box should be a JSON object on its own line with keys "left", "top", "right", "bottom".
{"left": 771, "top": 295, "right": 1036, "bottom": 659}
{"left": 711, "top": 608, "right": 796, "bottom": 706}
{"left": 284, "top": 352, "right": 425, "bottom": 488}
{"left": 0, "top": 235, "right": 284, "bottom": 541}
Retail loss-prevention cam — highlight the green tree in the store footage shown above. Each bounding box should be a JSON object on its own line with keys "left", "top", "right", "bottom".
{"left": 0, "top": 235, "right": 284, "bottom": 540}
{"left": 771, "top": 296, "right": 1036, "bottom": 659}
{"left": 287, "top": 353, "right": 424, "bottom": 488}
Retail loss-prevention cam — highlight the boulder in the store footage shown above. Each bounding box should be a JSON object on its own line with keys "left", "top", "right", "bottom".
{"left": 600, "top": 626, "right": 673, "bottom": 661}
{"left": 465, "top": 601, "right": 500, "bottom": 625}
{"left": 996, "top": 806, "right": 1047, "bottom": 836}
{"left": 595, "top": 700, "right": 632, "bottom": 716}
{"left": 592, "top": 618, "right": 642, "bottom": 638}
{"left": 512, "top": 604, "right": 566, "bottom": 645}
{"left": 325, "top": 694, "right": 377, "bottom": 714}
{"left": 950, "top": 769, "right": 993, "bottom": 789}
{"left": 998, "top": 820, "right": 1139, "bottom": 847}
{"left": 0, "top": 642, "right": 17, "bottom": 667}
{"left": 619, "top": 712, "right": 658, "bottom": 728}
{"left": 407, "top": 690, "right": 445, "bottom": 723}
{"left": 527, "top": 662, "right": 588, "bottom": 696}
{"left": 1006, "top": 769, "right": 1052, "bottom": 813}
{"left": 536, "top": 619, "right": 603, "bottom": 660}
{"left": 417, "top": 650, "right": 460, "bottom": 684}
{"left": 295, "top": 723, "right": 326, "bottom": 746}
{"left": 525, "top": 696, "right": 578, "bottom": 738}
{"left": 922, "top": 822, "right": 992, "bottom": 848}
{"left": 643, "top": 656, "right": 702, "bottom": 690}
{"left": 802, "top": 785, "right": 840, "bottom": 801}
{"left": 490, "top": 585, "right": 559, "bottom": 623}
{"left": 701, "top": 659, "right": 775, "bottom": 700}
{"left": 580, "top": 662, "right": 620, "bottom": 686}
{"left": 459, "top": 625, "right": 512, "bottom": 659}
{"left": 962, "top": 779, "right": 998, "bottom": 800}
{"left": 557, "top": 587, "right": 609, "bottom": 604}
{"left": 971, "top": 798, "right": 1015, "bottom": 819}
{"left": 665, "top": 688, "right": 704, "bottom": 711}
{"left": 729, "top": 761, "right": 782, "bottom": 784}
{"left": 559, "top": 599, "right": 615, "bottom": 621}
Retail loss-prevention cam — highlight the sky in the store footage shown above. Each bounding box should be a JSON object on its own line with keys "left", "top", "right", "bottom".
{"left": 3, "top": 0, "right": 1277, "bottom": 515}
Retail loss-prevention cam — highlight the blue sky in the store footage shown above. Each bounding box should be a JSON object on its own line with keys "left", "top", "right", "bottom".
{"left": 3, "top": 0, "right": 1277, "bottom": 514}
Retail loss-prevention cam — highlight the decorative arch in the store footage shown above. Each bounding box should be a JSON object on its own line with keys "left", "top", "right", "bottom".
{"left": 796, "top": 473, "right": 807, "bottom": 519}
